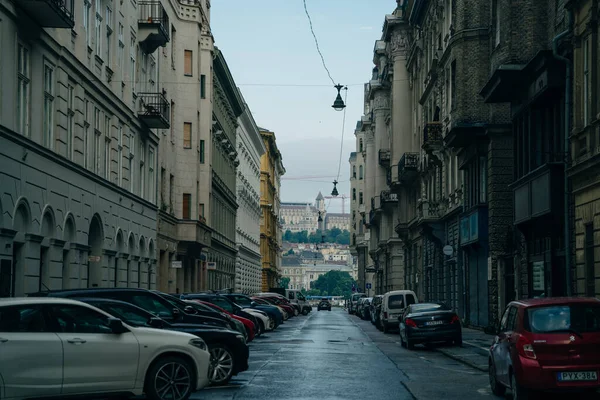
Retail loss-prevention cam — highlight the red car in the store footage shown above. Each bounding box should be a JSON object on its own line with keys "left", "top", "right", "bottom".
{"left": 489, "top": 297, "right": 600, "bottom": 399}
{"left": 253, "top": 296, "right": 295, "bottom": 317}
{"left": 191, "top": 300, "right": 256, "bottom": 342}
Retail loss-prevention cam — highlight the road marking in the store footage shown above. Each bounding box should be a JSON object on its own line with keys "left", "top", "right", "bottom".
{"left": 463, "top": 340, "right": 490, "bottom": 352}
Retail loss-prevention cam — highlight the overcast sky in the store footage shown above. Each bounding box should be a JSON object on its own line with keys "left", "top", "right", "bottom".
{"left": 211, "top": 0, "right": 395, "bottom": 213}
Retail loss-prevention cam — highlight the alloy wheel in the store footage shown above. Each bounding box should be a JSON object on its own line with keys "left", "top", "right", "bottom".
{"left": 153, "top": 362, "right": 192, "bottom": 400}
{"left": 209, "top": 346, "right": 234, "bottom": 385}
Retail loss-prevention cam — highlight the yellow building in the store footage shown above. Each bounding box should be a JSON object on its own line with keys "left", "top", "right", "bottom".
{"left": 570, "top": 0, "right": 600, "bottom": 298}
{"left": 259, "top": 128, "right": 285, "bottom": 291}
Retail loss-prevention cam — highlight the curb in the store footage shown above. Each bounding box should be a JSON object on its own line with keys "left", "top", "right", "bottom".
{"left": 434, "top": 346, "right": 489, "bottom": 373}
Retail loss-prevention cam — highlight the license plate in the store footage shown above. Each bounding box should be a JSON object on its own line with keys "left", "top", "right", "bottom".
{"left": 557, "top": 371, "right": 598, "bottom": 382}
{"left": 425, "top": 320, "right": 444, "bottom": 326}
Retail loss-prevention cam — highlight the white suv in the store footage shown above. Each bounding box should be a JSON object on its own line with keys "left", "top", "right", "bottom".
{"left": 0, "top": 298, "right": 210, "bottom": 400}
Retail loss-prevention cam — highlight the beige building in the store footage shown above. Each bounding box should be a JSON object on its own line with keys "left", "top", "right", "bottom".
{"left": 0, "top": 0, "right": 166, "bottom": 296}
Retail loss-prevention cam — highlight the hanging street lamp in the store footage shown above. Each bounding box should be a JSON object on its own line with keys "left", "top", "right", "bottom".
{"left": 332, "top": 84, "right": 346, "bottom": 111}
{"left": 331, "top": 180, "right": 339, "bottom": 197}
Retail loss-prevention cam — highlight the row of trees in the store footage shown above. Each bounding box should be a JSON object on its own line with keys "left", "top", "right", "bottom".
{"left": 283, "top": 228, "right": 350, "bottom": 245}
{"left": 280, "top": 270, "right": 356, "bottom": 299}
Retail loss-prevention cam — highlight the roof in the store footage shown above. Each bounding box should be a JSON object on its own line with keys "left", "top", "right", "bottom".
{"left": 0, "top": 297, "right": 88, "bottom": 306}
{"left": 316, "top": 192, "right": 324, "bottom": 200}
{"left": 510, "top": 297, "right": 600, "bottom": 307}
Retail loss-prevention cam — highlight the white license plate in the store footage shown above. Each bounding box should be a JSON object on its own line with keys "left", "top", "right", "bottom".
{"left": 557, "top": 371, "right": 598, "bottom": 382}
{"left": 425, "top": 320, "right": 444, "bottom": 326}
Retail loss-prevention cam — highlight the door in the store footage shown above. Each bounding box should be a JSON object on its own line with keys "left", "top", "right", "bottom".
{"left": 47, "top": 304, "right": 139, "bottom": 394}
{"left": 0, "top": 304, "right": 63, "bottom": 398}
{"left": 0, "top": 260, "right": 12, "bottom": 297}
{"left": 492, "top": 306, "right": 517, "bottom": 386}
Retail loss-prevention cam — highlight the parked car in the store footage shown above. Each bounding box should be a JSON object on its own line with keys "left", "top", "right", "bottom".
{"left": 222, "top": 293, "right": 283, "bottom": 327}
{"left": 370, "top": 295, "right": 384, "bottom": 328}
{"left": 360, "top": 297, "right": 373, "bottom": 320}
{"left": 252, "top": 297, "right": 289, "bottom": 320}
{"left": 349, "top": 293, "right": 366, "bottom": 315}
{"left": 285, "top": 289, "right": 312, "bottom": 315}
{"left": 180, "top": 298, "right": 248, "bottom": 340}
{"left": 317, "top": 299, "right": 331, "bottom": 311}
{"left": 380, "top": 290, "right": 418, "bottom": 333}
{"left": 488, "top": 297, "right": 600, "bottom": 399}
{"left": 254, "top": 293, "right": 299, "bottom": 316}
{"left": 399, "top": 302, "right": 462, "bottom": 349}
{"left": 188, "top": 299, "right": 255, "bottom": 341}
{"left": 0, "top": 297, "right": 210, "bottom": 400}
{"left": 72, "top": 297, "right": 249, "bottom": 386}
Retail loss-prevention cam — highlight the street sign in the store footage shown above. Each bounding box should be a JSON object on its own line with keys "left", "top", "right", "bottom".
{"left": 366, "top": 283, "right": 372, "bottom": 289}
{"left": 443, "top": 245, "right": 454, "bottom": 256}
{"left": 88, "top": 255, "right": 101, "bottom": 262}
{"left": 352, "top": 285, "right": 356, "bottom": 292}
{"left": 207, "top": 262, "right": 217, "bottom": 270}
{"left": 171, "top": 261, "right": 182, "bottom": 269}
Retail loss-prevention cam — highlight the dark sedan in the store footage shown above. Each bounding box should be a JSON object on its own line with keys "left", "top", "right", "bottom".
{"left": 74, "top": 297, "right": 249, "bottom": 386}
{"left": 317, "top": 300, "right": 331, "bottom": 311}
{"left": 399, "top": 303, "right": 462, "bottom": 349}
{"left": 223, "top": 293, "right": 283, "bottom": 327}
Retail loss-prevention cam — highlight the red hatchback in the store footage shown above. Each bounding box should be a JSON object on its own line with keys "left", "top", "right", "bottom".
{"left": 489, "top": 297, "right": 600, "bottom": 399}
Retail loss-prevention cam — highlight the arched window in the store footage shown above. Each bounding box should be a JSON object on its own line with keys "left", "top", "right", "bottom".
{"left": 359, "top": 165, "right": 364, "bottom": 179}
{"left": 352, "top": 165, "right": 356, "bottom": 178}
{"left": 359, "top": 139, "right": 363, "bottom": 152}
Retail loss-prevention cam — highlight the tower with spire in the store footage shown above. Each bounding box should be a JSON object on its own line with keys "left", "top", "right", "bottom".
{"left": 315, "top": 192, "right": 325, "bottom": 213}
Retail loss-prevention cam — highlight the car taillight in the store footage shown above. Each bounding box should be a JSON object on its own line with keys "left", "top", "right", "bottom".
{"left": 405, "top": 318, "right": 417, "bottom": 328}
{"left": 384, "top": 312, "right": 388, "bottom": 319}
{"left": 517, "top": 335, "right": 537, "bottom": 360}
{"left": 450, "top": 315, "right": 460, "bottom": 324}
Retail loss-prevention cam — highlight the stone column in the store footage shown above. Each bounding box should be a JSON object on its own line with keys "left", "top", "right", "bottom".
{"left": 390, "top": 24, "right": 413, "bottom": 157}
{"left": 116, "top": 254, "right": 129, "bottom": 287}
{"left": 129, "top": 255, "right": 140, "bottom": 287}
{"left": 149, "top": 259, "right": 157, "bottom": 289}
{"left": 19, "top": 234, "right": 43, "bottom": 295}
{"left": 103, "top": 249, "right": 117, "bottom": 287}
{"left": 372, "top": 88, "right": 390, "bottom": 195}
{"left": 47, "top": 239, "right": 66, "bottom": 290}
{"left": 139, "top": 257, "right": 149, "bottom": 288}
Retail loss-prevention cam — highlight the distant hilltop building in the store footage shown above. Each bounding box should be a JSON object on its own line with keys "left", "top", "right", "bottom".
{"left": 280, "top": 192, "right": 350, "bottom": 233}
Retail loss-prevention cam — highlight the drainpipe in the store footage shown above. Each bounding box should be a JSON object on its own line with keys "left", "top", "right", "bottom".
{"left": 552, "top": 9, "right": 573, "bottom": 297}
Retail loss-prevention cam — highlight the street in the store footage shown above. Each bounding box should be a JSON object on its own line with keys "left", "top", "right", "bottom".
{"left": 196, "top": 307, "right": 491, "bottom": 400}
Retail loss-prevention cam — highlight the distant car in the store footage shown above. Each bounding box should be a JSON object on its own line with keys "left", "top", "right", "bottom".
{"left": 370, "top": 295, "right": 384, "bottom": 329}
{"left": 349, "top": 293, "right": 366, "bottom": 314}
{"left": 489, "top": 297, "right": 600, "bottom": 399}
{"left": 317, "top": 300, "right": 331, "bottom": 311}
{"left": 399, "top": 303, "right": 462, "bottom": 349}
{"left": 0, "top": 297, "right": 210, "bottom": 400}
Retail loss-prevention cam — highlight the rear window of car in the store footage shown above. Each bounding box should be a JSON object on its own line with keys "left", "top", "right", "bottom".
{"left": 388, "top": 295, "right": 406, "bottom": 309}
{"left": 527, "top": 304, "right": 600, "bottom": 333}
{"left": 410, "top": 303, "right": 448, "bottom": 313}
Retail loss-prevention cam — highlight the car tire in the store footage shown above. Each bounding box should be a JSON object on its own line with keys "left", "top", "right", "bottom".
{"left": 399, "top": 334, "right": 406, "bottom": 348}
{"left": 256, "top": 319, "right": 265, "bottom": 335}
{"left": 489, "top": 359, "right": 506, "bottom": 396}
{"left": 208, "top": 345, "right": 235, "bottom": 386}
{"left": 382, "top": 322, "right": 388, "bottom": 333}
{"left": 145, "top": 356, "right": 195, "bottom": 400}
{"left": 302, "top": 308, "right": 309, "bottom": 315}
{"left": 454, "top": 336, "right": 462, "bottom": 347}
{"left": 511, "top": 372, "right": 529, "bottom": 400}
{"left": 406, "top": 338, "right": 415, "bottom": 350}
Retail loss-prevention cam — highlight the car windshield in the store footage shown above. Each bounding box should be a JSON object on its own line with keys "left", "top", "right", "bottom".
{"left": 388, "top": 295, "right": 406, "bottom": 309}
{"left": 528, "top": 304, "right": 600, "bottom": 333}
{"left": 410, "top": 303, "right": 448, "bottom": 313}
{"left": 94, "top": 303, "right": 155, "bottom": 328}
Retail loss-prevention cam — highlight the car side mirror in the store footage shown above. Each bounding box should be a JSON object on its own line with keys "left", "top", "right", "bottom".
{"left": 183, "top": 305, "right": 197, "bottom": 314}
{"left": 149, "top": 317, "right": 165, "bottom": 328}
{"left": 172, "top": 307, "right": 181, "bottom": 318}
{"left": 107, "top": 317, "right": 128, "bottom": 334}
{"left": 251, "top": 301, "right": 257, "bottom": 307}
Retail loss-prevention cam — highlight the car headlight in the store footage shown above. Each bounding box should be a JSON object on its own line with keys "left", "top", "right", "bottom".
{"left": 188, "top": 338, "right": 208, "bottom": 351}
{"left": 236, "top": 334, "right": 246, "bottom": 344}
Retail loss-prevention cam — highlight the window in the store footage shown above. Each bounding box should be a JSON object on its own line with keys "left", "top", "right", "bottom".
{"left": 149, "top": 147, "right": 155, "bottom": 203}
{"left": 359, "top": 192, "right": 363, "bottom": 205}
{"left": 50, "top": 305, "right": 112, "bottom": 334}
{"left": 130, "top": 35, "right": 136, "bottom": 102}
{"left": 169, "top": 174, "right": 174, "bottom": 207}
{"left": 352, "top": 165, "right": 356, "bottom": 178}
{"left": 450, "top": 61, "right": 456, "bottom": 109}
{"left": 170, "top": 25, "right": 176, "bottom": 69}
{"left": 359, "top": 165, "right": 363, "bottom": 179}
{"left": 95, "top": 0, "right": 103, "bottom": 56}
{"left": 528, "top": 305, "right": 600, "bottom": 333}
{"left": 183, "top": 193, "right": 191, "bottom": 219}
{"left": 479, "top": 157, "right": 487, "bottom": 203}
{"left": 139, "top": 140, "right": 145, "bottom": 199}
{"left": 129, "top": 131, "right": 135, "bottom": 192}
{"left": 359, "top": 138, "right": 363, "bottom": 152}
{"left": 583, "top": 35, "right": 591, "bottom": 125}
{"left": 117, "top": 124, "right": 123, "bottom": 186}
{"left": 585, "top": 224, "right": 595, "bottom": 297}
{"left": 183, "top": 122, "right": 192, "bottom": 148}
{"left": 93, "top": 107, "right": 101, "bottom": 174}
{"left": 199, "top": 203, "right": 205, "bottom": 218}
{"left": 494, "top": 0, "right": 500, "bottom": 46}
{"left": 17, "top": 42, "right": 30, "bottom": 136}
{"left": 170, "top": 101, "right": 175, "bottom": 142}
{"left": 104, "top": 116, "right": 111, "bottom": 179}
{"left": 200, "top": 75, "right": 206, "bottom": 98}
{"left": 105, "top": 6, "right": 112, "bottom": 64}
{"left": 200, "top": 139, "right": 205, "bottom": 163}
{"left": 66, "top": 85, "right": 75, "bottom": 159}
{"left": 117, "top": 23, "right": 124, "bottom": 72}
{"left": 100, "top": 304, "right": 153, "bottom": 327}
{"left": 184, "top": 50, "right": 193, "bottom": 76}
{"left": 129, "top": 294, "right": 174, "bottom": 319}
{"left": 42, "top": 64, "right": 55, "bottom": 149}
{"left": 352, "top": 188, "right": 356, "bottom": 200}
{"left": 0, "top": 306, "right": 47, "bottom": 332}
{"left": 83, "top": 1, "right": 92, "bottom": 48}
{"left": 84, "top": 100, "right": 90, "bottom": 169}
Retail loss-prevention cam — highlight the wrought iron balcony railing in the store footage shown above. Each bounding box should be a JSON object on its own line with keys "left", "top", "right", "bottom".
{"left": 378, "top": 149, "right": 391, "bottom": 167}
{"left": 138, "top": 1, "right": 170, "bottom": 54}
{"left": 423, "top": 122, "right": 443, "bottom": 152}
{"left": 380, "top": 190, "right": 398, "bottom": 203}
{"left": 137, "top": 92, "right": 170, "bottom": 129}
{"left": 16, "top": 0, "right": 75, "bottom": 28}
{"left": 398, "top": 152, "right": 419, "bottom": 183}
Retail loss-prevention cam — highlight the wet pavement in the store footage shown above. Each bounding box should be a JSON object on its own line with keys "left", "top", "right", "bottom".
{"left": 195, "top": 307, "right": 491, "bottom": 400}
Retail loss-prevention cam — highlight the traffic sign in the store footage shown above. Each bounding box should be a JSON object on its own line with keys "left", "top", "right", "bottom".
{"left": 366, "top": 283, "right": 372, "bottom": 289}
{"left": 443, "top": 245, "right": 454, "bottom": 256}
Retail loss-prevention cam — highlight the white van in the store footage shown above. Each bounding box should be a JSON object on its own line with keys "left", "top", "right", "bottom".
{"left": 286, "top": 289, "right": 312, "bottom": 315}
{"left": 380, "top": 290, "right": 418, "bottom": 332}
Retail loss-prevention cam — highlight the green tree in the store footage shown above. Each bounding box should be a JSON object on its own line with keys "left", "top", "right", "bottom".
{"left": 285, "top": 248, "right": 295, "bottom": 255}
{"left": 284, "top": 230, "right": 292, "bottom": 241}
{"left": 335, "top": 230, "right": 350, "bottom": 245}
{"left": 310, "top": 270, "right": 356, "bottom": 297}
{"left": 279, "top": 277, "right": 290, "bottom": 289}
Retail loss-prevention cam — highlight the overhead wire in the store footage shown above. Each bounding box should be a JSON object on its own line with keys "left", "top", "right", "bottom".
{"left": 302, "top": 0, "right": 336, "bottom": 85}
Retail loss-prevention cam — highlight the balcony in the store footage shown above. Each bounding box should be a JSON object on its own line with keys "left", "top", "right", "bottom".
{"left": 137, "top": 92, "right": 170, "bottom": 129}
{"left": 423, "top": 122, "right": 443, "bottom": 153}
{"left": 381, "top": 190, "right": 398, "bottom": 203}
{"left": 460, "top": 207, "right": 488, "bottom": 246}
{"left": 395, "top": 221, "right": 408, "bottom": 241}
{"left": 138, "top": 1, "right": 170, "bottom": 54}
{"left": 359, "top": 204, "right": 366, "bottom": 215}
{"left": 379, "top": 149, "right": 391, "bottom": 167}
{"left": 513, "top": 163, "right": 564, "bottom": 225}
{"left": 371, "top": 196, "right": 382, "bottom": 212}
{"left": 16, "top": 0, "right": 74, "bottom": 28}
{"left": 398, "top": 152, "right": 419, "bottom": 183}
{"left": 417, "top": 200, "right": 443, "bottom": 222}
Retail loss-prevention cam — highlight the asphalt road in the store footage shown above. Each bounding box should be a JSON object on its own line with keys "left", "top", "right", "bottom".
{"left": 195, "top": 307, "right": 492, "bottom": 400}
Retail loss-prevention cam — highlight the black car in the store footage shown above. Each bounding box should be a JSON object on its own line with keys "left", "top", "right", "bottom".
{"left": 28, "top": 288, "right": 231, "bottom": 329}
{"left": 75, "top": 297, "right": 249, "bottom": 386}
{"left": 223, "top": 293, "right": 283, "bottom": 327}
{"left": 399, "top": 303, "right": 462, "bottom": 349}
{"left": 317, "top": 299, "right": 331, "bottom": 311}
{"left": 180, "top": 293, "right": 262, "bottom": 335}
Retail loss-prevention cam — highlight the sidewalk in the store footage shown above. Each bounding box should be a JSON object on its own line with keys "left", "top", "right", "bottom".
{"left": 434, "top": 328, "right": 495, "bottom": 372}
